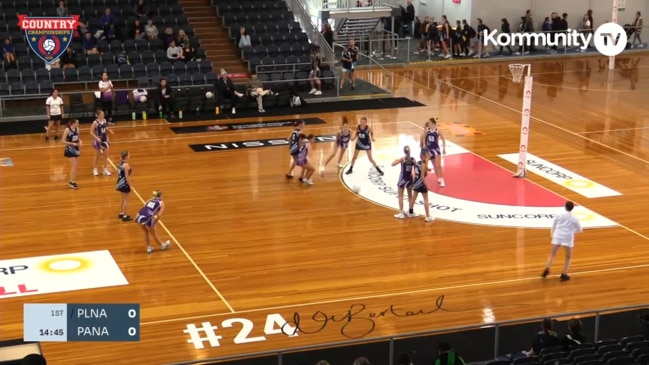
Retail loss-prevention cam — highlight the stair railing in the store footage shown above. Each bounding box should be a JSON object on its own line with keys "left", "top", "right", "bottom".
{"left": 284, "top": 0, "right": 336, "bottom": 70}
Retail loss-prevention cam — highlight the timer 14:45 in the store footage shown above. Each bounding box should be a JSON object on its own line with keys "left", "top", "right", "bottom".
{"left": 39, "top": 329, "right": 64, "bottom": 336}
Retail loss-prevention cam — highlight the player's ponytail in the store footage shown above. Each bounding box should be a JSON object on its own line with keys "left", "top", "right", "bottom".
{"left": 403, "top": 146, "right": 411, "bottom": 156}
{"left": 152, "top": 190, "right": 162, "bottom": 198}
{"left": 342, "top": 116, "right": 349, "bottom": 125}
{"left": 429, "top": 116, "right": 439, "bottom": 124}
{"left": 120, "top": 150, "right": 129, "bottom": 160}
{"left": 67, "top": 119, "right": 78, "bottom": 127}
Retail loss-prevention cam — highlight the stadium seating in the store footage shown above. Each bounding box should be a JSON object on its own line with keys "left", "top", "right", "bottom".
{"left": 0, "top": 0, "right": 218, "bottom": 96}
{"left": 214, "top": 0, "right": 313, "bottom": 74}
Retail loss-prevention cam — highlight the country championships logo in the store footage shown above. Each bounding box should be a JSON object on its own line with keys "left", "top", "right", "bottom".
{"left": 483, "top": 22, "right": 628, "bottom": 57}
{"left": 18, "top": 15, "right": 79, "bottom": 64}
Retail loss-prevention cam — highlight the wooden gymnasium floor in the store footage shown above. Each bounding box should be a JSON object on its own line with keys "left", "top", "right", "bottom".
{"left": 2, "top": 53, "right": 649, "bottom": 365}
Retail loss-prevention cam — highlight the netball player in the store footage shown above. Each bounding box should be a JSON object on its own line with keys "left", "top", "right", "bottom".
{"left": 89, "top": 110, "right": 114, "bottom": 176}
{"left": 345, "top": 117, "right": 384, "bottom": 176}
{"left": 322, "top": 117, "right": 352, "bottom": 172}
{"left": 297, "top": 133, "right": 316, "bottom": 186}
{"left": 420, "top": 117, "right": 447, "bottom": 187}
{"left": 391, "top": 146, "right": 416, "bottom": 219}
{"left": 286, "top": 120, "right": 306, "bottom": 179}
{"left": 542, "top": 201, "right": 583, "bottom": 281}
{"left": 408, "top": 150, "right": 434, "bottom": 222}
{"left": 45, "top": 89, "right": 64, "bottom": 141}
{"left": 62, "top": 119, "right": 81, "bottom": 189}
{"left": 135, "top": 190, "right": 171, "bottom": 254}
{"left": 116, "top": 151, "right": 133, "bottom": 222}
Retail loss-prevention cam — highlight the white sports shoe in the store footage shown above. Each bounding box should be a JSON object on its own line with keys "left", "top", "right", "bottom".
{"left": 103, "top": 168, "right": 112, "bottom": 176}
{"left": 425, "top": 216, "right": 435, "bottom": 222}
{"left": 93, "top": 168, "right": 99, "bottom": 176}
{"left": 309, "top": 88, "right": 317, "bottom": 94}
{"left": 394, "top": 212, "right": 405, "bottom": 219}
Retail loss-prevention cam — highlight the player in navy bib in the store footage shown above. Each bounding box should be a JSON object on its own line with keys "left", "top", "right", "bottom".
{"left": 62, "top": 119, "right": 82, "bottom": 190}
{"left": 391, "top": 146, "right": 416, "bottom": 219}
{"left": 115, "top": 150, "right": 133, "bottom": 221}
{"left": 408, "top": 149, "right": 434, "bottom": 222}
{"left": 297, "top": 134, "right": 316, "bottom": 186}
{"left": 286, "top": 120, "right": 306, "bottom": 179}
{"left": 135, "top": 190, "right": 171, "bottom": 254}
{"left": 322, "top": 117, "right": 352, "bottom": 174}
{"left": 346, "top": 117, "right": 384, "bottom": 176}
{"left": 419, "top": 117, "right": 447, "bottom": 187}
{"left": 89, "top": 110, "right": 114, "bottom": 177}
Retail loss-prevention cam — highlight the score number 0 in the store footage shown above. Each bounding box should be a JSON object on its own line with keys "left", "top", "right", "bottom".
{"left": 127, "top": 308, "right": 138, "bottom": 337}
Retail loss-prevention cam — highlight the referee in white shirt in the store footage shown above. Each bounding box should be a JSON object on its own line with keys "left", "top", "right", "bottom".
{"left": 542, "top": 201, "right": 583, "bottom": 281}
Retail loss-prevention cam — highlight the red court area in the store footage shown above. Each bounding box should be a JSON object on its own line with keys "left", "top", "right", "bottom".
{"left": 425, "top": 152, "right": 565, "bottom": 207}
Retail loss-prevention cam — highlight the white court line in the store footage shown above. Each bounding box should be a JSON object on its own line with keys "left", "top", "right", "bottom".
{"left": 577, "top": 126, "right": 649, "bottom": 134}
{"left": 141, "top": 261, "right": 649, "bottom": 325}
{"left": 106, "top": 158, "right": 235, "bottom": 313}
{"left": 401, "top": 71, "right": 649, "bottom": 168}
{"left": 407, "top": 121, "right": 649, "bottom": 242}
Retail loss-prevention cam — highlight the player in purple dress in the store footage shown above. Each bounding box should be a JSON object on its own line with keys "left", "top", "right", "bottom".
{"left": 346, "top": 117, "right": 384, "bottom": 176}
{"left": 408, "top": 149, "right": 434, "bottom": 222}
{"left": 286, "top": 120, "right": 305, "bottom": 179}
{"left": 391, "top": 146, "right": 416, "bottom": 219}
{"left": 297, "top": 133, "right": 316, "bottom": 186}
{"left": 419, "top": 117, "right": 447, "bottom": 187}
{"left": 89, "top": 110, "right": 114, "bottom": 176}
{"left": 322, "top": 117, "right": 352, "bottom": 173}
{"left": 135, "top": 190, "right": 171, "bottom": 254}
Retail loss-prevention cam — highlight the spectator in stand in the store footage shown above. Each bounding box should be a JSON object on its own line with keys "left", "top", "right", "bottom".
{"left": 475, "top": 18, "right": 490, "bottom": 58}
{"left": 2, "top": 37, "right": 16, "bottom": 69}
{"left": 166, "top": 41, "right": 182, "bottom": 61}
{"left": 580, "top": 14, "right": 592, "bottom": 51}
{"left": 145, "top": 18, "right": 158, "bottom": 40}
{"left": 322, "top": 23, "right": 334, "bottom": 49}
{"left": 523, "top": 318, "right": 561, "bottom": 357}
{"left": 182, "top": 43, "right": 195, "bottom": 62}
{"left": 561, "top": 318, "right": 587, "bottom": 351}
{"left": 135, "top": 0, "right": 150, "bottom": 18}
{"left": 20, "top": 353, "right": 46, "bottom": 365}
{"left": 353, "top": 357, "right": 370, "bottom": 365}
{"left": 100, "top": 8, "right": 117, "bottom": 27}
{"left": 308, "top": 45, "right": 323, "bottom": 96}
{"left": 156, "top": 78, "right": 175, "bottom": 118}
{"left": 498, "top": 18, "right": 513, "bottom": 55}
{"left": 586, "top": 9, "right": 594, "bottom": 33}
{"left": 237, "top": 26, "right": 251, "bottom": 49}
{"left": 439, "top": 15, "right": 452, "bottom": 58}
{"left": 632, "top": 11, "right": 643, "bottom": 48}
{"left": 245, "top": 71, "right": 277, "bottom": 113}
{"left": 75, "top": 19, "right": 89, "bottom": 42}
{"left": 524, "top": 9, "right": 536, "bottom": 52}
{"left": 404, "top": 0, "right": 415, "bottom": 38}
{"left": 103, "top": 22, "right": 118, "bottom": 42}
{"left": 162, "top": 27, "right": 175, "bottom": 48}
{"left": 514, "top": 17, "right": 528, "bottom": 55}
{"left": 414, "top": 17, "right": 429, "bottom": 54}
{"left": 60, "top": 47, "right": 77, "bottom": 69}
{"left": 130, "top": 18, "right": 145, "bottom": 39}
{"left": 57, "top": 0, "right": 69, "bottom": 16}
{"left": 453, "top": 20, "right": 464, "bottom": 57}
{"left": 217, "top": 69, "right": 244, "bottom": 102}
{"left": 434, "top": 342, "right": 466, "bottom": 365}
{"left": 414, "top": 17, "right": 422, "bottom": 43}
{"left": 82, "top": 31, "right": 99, "bottom": 55}
{"left": 176, "top": 29, "right": 190, "bottom": 47}
{"left": 98, "top": 72, "right": 115, "bottom": 124}
{"left": 462, "top": 19, "right": 475, "bottom": 57}
{"left": 549, "top": 12, "right": 561, "bottom": 52}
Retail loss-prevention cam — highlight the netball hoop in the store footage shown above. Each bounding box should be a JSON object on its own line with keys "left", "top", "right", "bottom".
{"left": 509, "top": 64, "right": 533, "bottom": 178}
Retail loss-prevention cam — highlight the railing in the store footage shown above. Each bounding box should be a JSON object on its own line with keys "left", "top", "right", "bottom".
{"left": 321, "top": 0, "right": 399, "bottom": 11}
{"left": 284, "top": 0, "right": 336, "bottom": 69}
{"left": 340, "top": 25, "right": 648, "bottom": 66}
{"left": 166, "top": 303, "right": 649, "bottom": 365}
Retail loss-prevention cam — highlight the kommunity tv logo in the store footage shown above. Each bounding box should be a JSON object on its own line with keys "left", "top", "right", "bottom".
{"left": 482, "top": 22, "right": 628, "bottom": 57}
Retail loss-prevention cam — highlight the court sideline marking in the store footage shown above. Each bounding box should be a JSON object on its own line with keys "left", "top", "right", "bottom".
{"left": 407, "top": 121, "right": 649, "bottom": 243}
{"left": 141, "top": 261, "right": 649, "bottom": 325}
{"left": 399, "top": 70, "right": 649, "bottom": 168}
{"left": 106, "top": 157, "right": 235, "bottom": 313}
